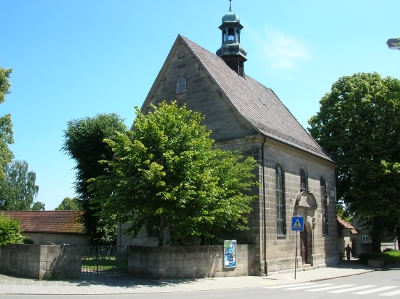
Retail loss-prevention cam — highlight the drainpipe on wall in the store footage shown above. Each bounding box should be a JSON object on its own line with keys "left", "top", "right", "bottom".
{"left": 261, "top": 136, "right": 267, "bottom": 275}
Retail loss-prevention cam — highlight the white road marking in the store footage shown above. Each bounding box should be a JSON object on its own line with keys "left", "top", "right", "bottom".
{"left": 263, "top": 282, "right": 316, "bottom": 289}
{"left": 379, "top": 289, "right": 400, "bottom": 297}
{"left": 305, "top": 284, "right": 355, "bottom": 292}
{"left": 287, "top": 283, "right": 333, "bottom": 290}
{"left": 353, "top": 286, "right": 398, "bottom": 294}
{"left": 329, "top": 285, "right": 376, "bottom": 293}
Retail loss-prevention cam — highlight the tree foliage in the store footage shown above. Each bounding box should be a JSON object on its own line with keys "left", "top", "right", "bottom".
{"left": 90, "top": 101, "right": 258, "bottom": 246}
{"left": 0, "top": 213, "right": 24, "bottom": 245}
{"left": 55, "top": 197, "right": 81, "bottom": 210}
{"left": 308, "top": 72, "right": 400, "bottom": 252}
{"left": 31, "top": 201, "right": 45, "bottom": 211}
{"left": 61, "top": 113, "right": 127, "bottom": 245}
{"left": 0, "top": 67, "right": 14, "bottom": 180}
{"left": 0, "top": 160, "right": 42, "bottom": 211}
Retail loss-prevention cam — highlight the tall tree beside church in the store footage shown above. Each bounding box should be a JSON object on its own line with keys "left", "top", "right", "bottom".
{"left": 0, "top": 67, "right": 14, "bottom": 180}
{"left": 0, "top": 160, "right": 41, "bottom": 211}
{"left": 90, "top": 101, "right": 258, "bottom": 246}
{"left": 308, "top": 72, "right": 400, "bottom": 252}
{"left": 62, "top": 113, "right": 127, "bottom": 245}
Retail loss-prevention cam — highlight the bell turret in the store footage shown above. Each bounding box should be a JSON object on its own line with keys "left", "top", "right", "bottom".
{"left": 216, "top": 0, "right": 247, "bottom": 77}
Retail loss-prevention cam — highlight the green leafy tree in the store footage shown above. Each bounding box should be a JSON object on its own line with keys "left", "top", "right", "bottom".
{"left": 61, "top": 113, "right": 127, "bottom": 245}
{"left": 0, "top": 213, "right": 24, "bottom": 245}
{"left": 380, "top": 160, "right": 400, "bottom": 248}
{"left": 90, "top": 101, "right": 258, "bottom": 246}
{"left": 55, "top": 197, "right": 81, "bottom": 210}
{"left": 0, "top": 160, "right": 41, "bottom": 211}
{"left": 308, "top": 72, "right": 400, "bottom": 252}
{"left": 0, "top": 67, "right": 14, "bottom": 180}
{"left": 31, "top": 201, "right": 45, "bottom": 211}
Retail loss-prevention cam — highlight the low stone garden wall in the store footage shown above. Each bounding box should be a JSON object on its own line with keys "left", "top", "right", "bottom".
{"left": 368, "top": 259, "right": 384, "bottom": 268}
{"left": 0, "top": 244, "right": 81, "bottom": 280}
{"left": 128, "top": 244, "right": 255, "bottom": 279}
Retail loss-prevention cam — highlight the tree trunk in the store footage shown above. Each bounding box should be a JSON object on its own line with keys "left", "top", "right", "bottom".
{"left": 371, "top": 216, "right": 384, "bottom": 253}
{"left": 158, "top": 214, "right": 165, "bottom": 247}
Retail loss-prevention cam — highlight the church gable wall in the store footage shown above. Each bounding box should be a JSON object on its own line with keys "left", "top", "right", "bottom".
{"left": 143, "top": 42, "right": 256, "bottom": 141}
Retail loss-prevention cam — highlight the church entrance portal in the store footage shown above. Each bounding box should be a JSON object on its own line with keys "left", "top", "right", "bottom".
{"left": 300, "top": 230, "right": 307, "bottom": 264}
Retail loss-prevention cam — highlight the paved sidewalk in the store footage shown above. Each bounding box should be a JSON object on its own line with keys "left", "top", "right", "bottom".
{"left": 0, "top": 261, "right": 379, "bottom": 295}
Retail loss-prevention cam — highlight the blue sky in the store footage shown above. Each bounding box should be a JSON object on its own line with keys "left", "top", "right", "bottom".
{"left": 1, "top": 0, "right": 399, "bottom": 210}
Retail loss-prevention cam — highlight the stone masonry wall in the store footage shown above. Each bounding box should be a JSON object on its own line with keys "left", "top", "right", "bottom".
{"left": 128, "top": 244, "right": 255, "bottom": 279}
{"left": 262, "top": 141, "right": 339, "bottom": 273}
{"left": 0, "top": 244, "right": 81, "bottom": 280}
{"left": 144, "top": 40, "right": 255, "bottom": 142}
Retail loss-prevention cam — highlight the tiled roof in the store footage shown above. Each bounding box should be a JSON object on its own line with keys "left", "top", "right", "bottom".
{"left": 3, "top": 211, "right": 84, "bottom": 234}
{"left": 337, "top": 216, "right": 358, "bottom": 235}
{"left": 180, "top": 35, "right": 335, "bottom": 163}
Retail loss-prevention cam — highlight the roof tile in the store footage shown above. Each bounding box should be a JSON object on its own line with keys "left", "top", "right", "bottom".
{"left": 337, "top": 216, "right": 358, "bottom": 235}
{"left": 180, "top": 35, "right": 334, "bottom": 163}
{"left": 2, "top": 211, "right": 84, "bottom": 234}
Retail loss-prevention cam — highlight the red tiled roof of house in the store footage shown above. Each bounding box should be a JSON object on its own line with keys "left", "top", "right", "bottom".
{"left": 337, "top": 215, "right": 358, "bottom": 235}
{"left": 2, "top": 211, "right": 84, "bottom": 234}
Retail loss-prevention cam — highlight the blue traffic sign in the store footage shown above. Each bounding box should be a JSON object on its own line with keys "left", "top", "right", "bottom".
{"left": 291, "top": 216, "right": 304, "bottom": 231}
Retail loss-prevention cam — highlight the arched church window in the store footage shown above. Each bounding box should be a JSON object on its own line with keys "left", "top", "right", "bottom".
{"left": 222, "top": 30, "right": 227, "bottom": 43}
{"left": 236, "top": 29, "right": 240, "bottom": 42}
{"left": 276, "top": 164, "right": 286, "bottom": 236}
{"left": 176, "top": 77, "right": 187, "bottom": 94}
{"left": 300, "top": 168, "right": 308, "bottom": 191}
{"left": 320, "top": 177, "right": 329, "bottom": 235}
{"left": 228, "top": 28, "right": 235, "bottom": 41}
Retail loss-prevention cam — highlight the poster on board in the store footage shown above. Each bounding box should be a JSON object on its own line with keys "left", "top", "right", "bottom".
{"left": 224, "top": 240, "right": 237, "bottom": 268}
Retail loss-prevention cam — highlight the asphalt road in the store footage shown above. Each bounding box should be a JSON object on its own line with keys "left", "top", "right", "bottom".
{"left": 2, "top": 267, "right": 399, "bottom": 299}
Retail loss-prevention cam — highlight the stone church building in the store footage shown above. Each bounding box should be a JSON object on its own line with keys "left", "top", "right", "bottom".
{"left": 128, "top": 3, "right": 339, "bottom": 275}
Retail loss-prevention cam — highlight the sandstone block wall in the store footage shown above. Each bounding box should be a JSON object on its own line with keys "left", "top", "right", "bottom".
{"left": 0, "top": 244, "right": 81, "bottom": 280}
{"left": 128, "top": 244, "right": 255, "bottom": 279}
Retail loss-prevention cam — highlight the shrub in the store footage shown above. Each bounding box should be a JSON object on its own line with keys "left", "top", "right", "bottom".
{"left": 359, "top": 250, "right": 400, "bottom": 265}
{"left": 23, "top": 237, "right": 35, "bottom": 244}
{"left": 0, "top": 213, "right": 24, "bottom": 245}
{"left": 383, "top": 250, "right": 400, "bottom": 265}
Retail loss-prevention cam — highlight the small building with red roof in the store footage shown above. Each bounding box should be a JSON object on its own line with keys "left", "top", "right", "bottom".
{"left": 3, "top": 211, "right": 85, "bottom": 245}
{"left": 337, "top": 215, "right": 358, "bottom": 258}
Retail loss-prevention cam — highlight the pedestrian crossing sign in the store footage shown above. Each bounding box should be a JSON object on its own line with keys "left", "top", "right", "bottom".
{"left": 291, "top": 216, "right": 304, "bottom": 231}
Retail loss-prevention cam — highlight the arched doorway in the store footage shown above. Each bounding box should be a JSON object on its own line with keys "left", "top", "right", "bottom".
{"left": 300, "top": 229, "right": 307, "bottom": 264}
{"left": 295, "top": 191, "right": 316, "bottom": 265}
{"left": 300, "top": 222, "right": 313, "bottom": 264}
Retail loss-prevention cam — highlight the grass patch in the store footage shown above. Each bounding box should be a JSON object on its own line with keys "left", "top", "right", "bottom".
{"left": 359, "top": 250, "right": 400, "bottom": 265}
{"left": 81, "top": 256, "right": 128, "bottom": 272}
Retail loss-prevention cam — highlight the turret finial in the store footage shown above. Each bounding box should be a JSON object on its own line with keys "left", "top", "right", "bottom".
{"left": 229, "top": 0, "right": 232, "bottom": 12}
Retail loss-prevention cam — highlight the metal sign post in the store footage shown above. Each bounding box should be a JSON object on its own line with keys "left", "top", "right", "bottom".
{"left": 291, "top": 216, "right": 304, "bottom": 279}
{"left": 295, "top": 231, "right": 298, "bottom": 279}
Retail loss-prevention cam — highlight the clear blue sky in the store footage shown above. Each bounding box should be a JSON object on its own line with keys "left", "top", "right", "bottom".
{"left": 1, "top": 0, "right": 399, "bottom": 210}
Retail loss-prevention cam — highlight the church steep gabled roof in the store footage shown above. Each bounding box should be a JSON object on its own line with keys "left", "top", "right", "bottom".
{"left": 179, "top": 35, "right": 334, "bottom": 163}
